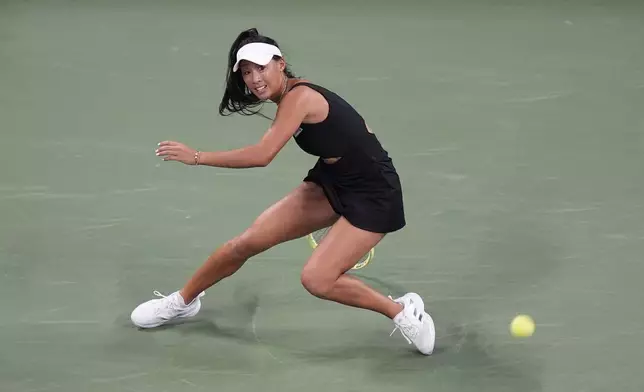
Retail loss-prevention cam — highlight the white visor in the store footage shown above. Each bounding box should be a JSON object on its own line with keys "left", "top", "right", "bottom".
{"left": 232, "top": 42, "right": 283, "bottom": 72}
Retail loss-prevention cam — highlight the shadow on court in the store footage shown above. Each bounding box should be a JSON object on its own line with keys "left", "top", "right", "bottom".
{"left": 119, "top": 266, "right": 546, "bottom": 391}
{"left": 115, "top": 212, "right": 557, "bottom": 391}
{"left": 348, "top": 212, "right": 559, "bottom": 391}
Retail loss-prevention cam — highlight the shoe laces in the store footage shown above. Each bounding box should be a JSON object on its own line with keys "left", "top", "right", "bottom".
{"left": 390, "top": 324, "right": 418, "bottom": 344}
{"left": 151, "top": 291, "right": 183, "bottom": 314}
{"left": 152, "top": 290, "right": 206, "bottom": 310}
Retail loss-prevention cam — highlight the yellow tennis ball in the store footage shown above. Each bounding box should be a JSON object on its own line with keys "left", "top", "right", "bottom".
{"left": 510, "top": 314, "right": 535, "bottom": 337}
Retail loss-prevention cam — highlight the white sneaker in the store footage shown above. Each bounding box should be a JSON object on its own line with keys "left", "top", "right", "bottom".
{"left": 130, "top": 290, "right": 205, "bottom": 329}
{"left": 389, "top": 292, "right": 435, "bottom": 355}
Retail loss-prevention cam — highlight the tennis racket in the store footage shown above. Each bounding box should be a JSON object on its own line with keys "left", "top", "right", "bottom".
{"left": 307, "top": 227, "right": 375, "bottom": 270}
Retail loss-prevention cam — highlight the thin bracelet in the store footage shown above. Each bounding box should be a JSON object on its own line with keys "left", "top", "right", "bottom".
{"left": 194, "top": 150, "right": 201, "bottom": 166}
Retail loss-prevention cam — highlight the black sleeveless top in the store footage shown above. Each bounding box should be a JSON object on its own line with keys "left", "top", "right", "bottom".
{"left": 289, "top": 82, "right": 389, "bottom": 162}
{"left": 289, "top": 82, "right": 406, "bottom": 233}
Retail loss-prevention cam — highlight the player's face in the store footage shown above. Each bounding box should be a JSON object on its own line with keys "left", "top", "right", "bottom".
{"left": 240, "top": 59, "right": 285, "bottom": 102}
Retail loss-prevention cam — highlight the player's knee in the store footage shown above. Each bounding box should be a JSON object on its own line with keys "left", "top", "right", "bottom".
{"left": 300, "top": 266, "right": 334, "bottom": 298}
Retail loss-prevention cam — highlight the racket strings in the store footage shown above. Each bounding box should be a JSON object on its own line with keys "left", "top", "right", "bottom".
{"left": 308, "top": 227, "right": 374, "bottom": 270}
{"left": 310, "top": 227, "right": 330, "bottom": 244}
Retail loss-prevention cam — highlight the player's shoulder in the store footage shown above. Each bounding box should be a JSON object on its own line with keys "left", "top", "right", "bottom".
{"left": 282, "top": 80, "right": 322, "bottom": 105}
{"left": 287, "top": 79, "right": 316, "bottom": 94}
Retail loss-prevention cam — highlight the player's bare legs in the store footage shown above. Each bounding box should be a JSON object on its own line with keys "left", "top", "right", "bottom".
{"left": 179, "top": 182, "right": 338, "bottom": 303}
{"left": 300, "top": 217, "right": 401, "bottom": 318}
{"left": 300, "top": 217, "right": 435, "bottom": 355}
{"left": 130, "top": 182, "right": 337, "bottom": 328}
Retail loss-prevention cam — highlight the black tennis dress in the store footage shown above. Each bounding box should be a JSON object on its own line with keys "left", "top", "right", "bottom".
{"left": 290, "top": 81, "right": 406, "bottom": 234}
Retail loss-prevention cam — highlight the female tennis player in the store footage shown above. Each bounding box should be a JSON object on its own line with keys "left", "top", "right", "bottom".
{"left": 131, "top": 28, "right": 435, "bottom": 355}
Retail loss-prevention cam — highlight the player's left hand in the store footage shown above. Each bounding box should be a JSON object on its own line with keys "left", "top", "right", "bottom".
{"left": 155, "top": 141, "right": 198, "bottom": 165}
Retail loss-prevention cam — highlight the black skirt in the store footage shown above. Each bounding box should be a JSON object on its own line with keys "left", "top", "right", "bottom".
{"left": 303, "top": 153, "right": 406, "bottom": 234}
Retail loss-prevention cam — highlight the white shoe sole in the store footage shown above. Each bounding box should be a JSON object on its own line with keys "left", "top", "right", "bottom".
{"left": 421, "top": 311, "right": 436, "bottom": 355}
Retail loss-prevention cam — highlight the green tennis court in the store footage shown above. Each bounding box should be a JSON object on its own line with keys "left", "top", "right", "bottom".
{"left": 2, "top": 0, "right": 643, "bottom": 391}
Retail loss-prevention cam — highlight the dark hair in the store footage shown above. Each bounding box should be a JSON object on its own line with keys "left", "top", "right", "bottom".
{"left": 218, "top": 28, "right": 295, "bottom": 117}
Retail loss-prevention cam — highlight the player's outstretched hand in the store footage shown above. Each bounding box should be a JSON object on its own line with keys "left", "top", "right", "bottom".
{"left": 155, "top": 141, "right": 198, "bottom": 165}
